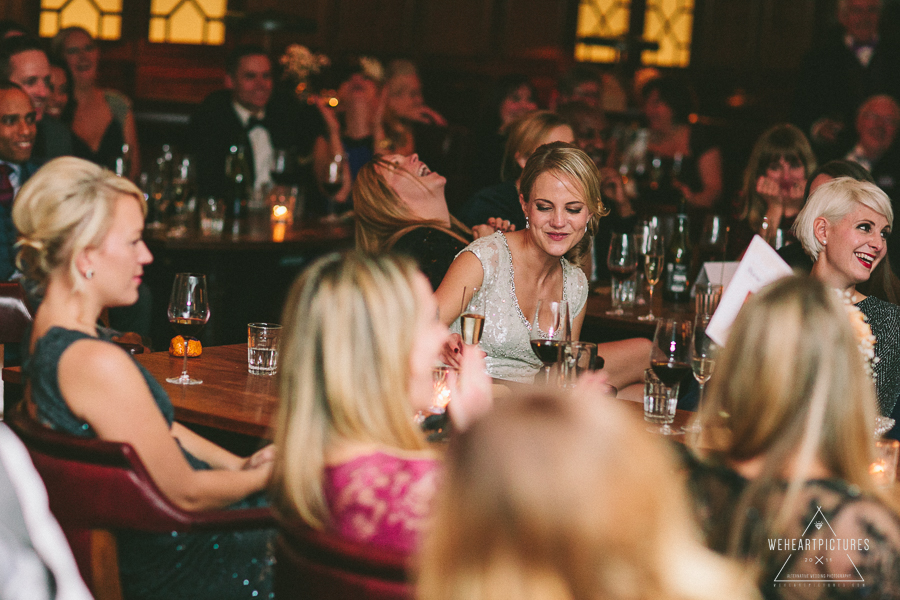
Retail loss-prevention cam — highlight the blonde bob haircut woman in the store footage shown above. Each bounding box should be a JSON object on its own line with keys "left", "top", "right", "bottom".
{"left": 793, "top": 177, "right": 893, "bottom": 262}
{"left": 418, "top": 391, "right": 758, "bottom": 600}
{"left": 501, "top": 110, "right": 573, "bottom": 181}
{"left": 271, "top": 251, "right": 431, "bottom": 529}
{"left": 519, "top": 142, "right": 609, "bottom": 269}
{"left": 697, "top": 276, "right": 885, "bottom": 553}
{"left": 353, "top": 155, "right": 471, "bottom": 253}
{"left": 13, "top": 156, "right": 145, "bottom": 293}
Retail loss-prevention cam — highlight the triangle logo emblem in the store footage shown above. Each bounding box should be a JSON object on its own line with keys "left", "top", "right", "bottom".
{"left": 771, "top": 506, "right": 866, "bottom": 584}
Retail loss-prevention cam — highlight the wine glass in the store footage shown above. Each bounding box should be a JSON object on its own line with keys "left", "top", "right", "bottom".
{"left": 459, "top": 286, "right": 485, "bottom": 346}
{"left": 648, "top": 318, "right": 693, "bottom": 435}
{"left": 606, "top": 232, "right": 637, "bottom": 315}
{"left": 166, "top": 273, "right": 210, "bottom": 385}
{"left": 638, "top": 234, "right": 664, "bottom": 321}
{"left": 681, "top": 314, "right": 718, "bottom": 434}
{"left": 322, "top": 154, "right": 344, "bottom": 221}
{"left": 530, "top": 300, "right": 569, "bottom": 384}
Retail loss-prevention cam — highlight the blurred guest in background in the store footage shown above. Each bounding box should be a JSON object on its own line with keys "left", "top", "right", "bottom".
{"left": 45, "top": 58, "right": 72, "bottom": 122}
{"left": 845, "top": 94, "right": 900, "bottom": 200}
{"left": 0, "top": 35, "right": 72, "bottom": 162}
{"left": 52, "top": 27, "right": 139, "bottom": 180}
{"left": 553, "top": 63, "right": 627, "bottom": 114}
{"left": 419, "top": 390, "right": 759, "bottom": 600}
{"left": 376, "top": 59, "right": 446, "bottom": 157}
{"left": 685, "top": 277, "right": 900, "bottom": 595}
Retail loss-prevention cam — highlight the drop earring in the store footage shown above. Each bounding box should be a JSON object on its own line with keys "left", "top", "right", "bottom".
{"left": 525, "top": 217, "right": 530, "bottom": 230}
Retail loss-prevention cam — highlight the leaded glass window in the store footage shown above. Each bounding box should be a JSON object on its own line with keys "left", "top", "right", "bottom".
{"left": 149, "top": 0, "right": 226, "bottom": 45}
{"left": 39, "top": 0, "right": 122, "bottom": 40}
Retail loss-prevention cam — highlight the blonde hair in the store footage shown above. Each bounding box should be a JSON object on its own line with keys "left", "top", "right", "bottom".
{"left": 13, "top": 156, "right": 145, "bottom": 293}
{"left": 739, "top": 124, "right": 816, "bottom": 231}
{"left": 353, "top": 155, "right": 470, "bottom": 253}
{"left": 418, "top": 392, "right": 758, "bottom": 600}
{"left": 794, "top": 177, "right": 893, "bottom": 261}
{"left": 502, "top": 110, "right": 573, "bottom": 181}
{"left": 519, "top": 142, "right": 609, "bottom": 269}
{"left": 271, "top": 252, "right": 430, "bottom": 529}
{"left": 697, "top": 276, "right": 884, "bottom": 555}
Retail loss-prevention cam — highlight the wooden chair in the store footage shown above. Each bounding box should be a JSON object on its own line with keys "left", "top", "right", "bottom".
{"left": 6, "top": 402, "right": 275, "bottom": 600}
{"left": 274, "top": 522, "right": 412, "bottom": 600}
{"left": 0, "top": 282, "right": 33, "bottom": 417}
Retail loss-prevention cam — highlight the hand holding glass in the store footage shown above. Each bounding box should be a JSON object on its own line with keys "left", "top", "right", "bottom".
{"left": 166, "top": 273, "right": 210, "bottom": 385}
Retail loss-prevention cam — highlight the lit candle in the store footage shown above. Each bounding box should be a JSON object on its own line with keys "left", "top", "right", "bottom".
{"left": 272, "top": 204, "right": 289, "bottom": 222}
{"left": 272, "top": 222, "right": 286, "bottom": 242}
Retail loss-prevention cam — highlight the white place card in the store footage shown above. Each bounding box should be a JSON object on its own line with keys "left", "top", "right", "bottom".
{"left": 706, "top": 235, "right": 794, "bottom": 346}
{"left": 692, "top": 261, "right": 740, "bottom": 294}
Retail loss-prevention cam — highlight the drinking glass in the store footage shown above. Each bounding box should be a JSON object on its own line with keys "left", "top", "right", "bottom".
{"left": 606, "top": 232, "right": 637, "bottom": 315}
{"left": 648, "top": 317, "right": 693, "bottom": 434}
{"left": 530, "top": 300, "right": 569, "bottom": 384}
{"left": 323, "top": 154, "right": 344, "bottom": 220}
{"left": 681, "top": 314, "right": 718, "bottom": 434}
{"left": 459, "top": 286, "right": 485, "bottom": 346}
{"left": 639, "top": 234, "right": 664, "bottom": 321}
{"left": 559, "top": 341, "right": 600, "bottom": 388}
{"left": 166, "top": 273, "right": 210, "bottom": 385}
{"left": 247, "top": 323, "right": 282, "bottom": 375}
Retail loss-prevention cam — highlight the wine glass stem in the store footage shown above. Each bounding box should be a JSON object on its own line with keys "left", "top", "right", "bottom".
{"left": 181, "top": 344, "right": 189, "bottom": 378}
{"left": 698, "top": 381, "right": 705, "bottom": 411}
{"left": 647, "top": 286, "right": 655, "bottom": 318}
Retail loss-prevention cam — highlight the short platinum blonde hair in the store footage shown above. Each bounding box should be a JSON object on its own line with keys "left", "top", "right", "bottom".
{"left": 793, "top": 176, "right": 892, "bottom": 261}
{"left": 419, "top": 391, "right": 759, "bottom": 600}
{"left": 13, "top": 156, "right": 145, "bottom": 292}
{"left": 271, "top": 252, "right": 430, "bottom": 529}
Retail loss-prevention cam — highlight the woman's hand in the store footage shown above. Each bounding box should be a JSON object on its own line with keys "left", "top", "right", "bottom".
{"left": 599, "top": 167, "right": 635, "bottom": 218}
{"left": 242, "top": 445, "right": 276, "bottom": 470}
{"left": 411, "top": 105, "right": 448, "bottom": 127}
{"left": 573, "top": 369, "right": 618, "bottom": 399}
{"left": 441, "top": 333, "right": 464, "bottom": 367}
{"left": 472, "top": 218, "right": 515, "bottom": 239}
{"left": 447, "top": 346, "right": 492, "bottom": 431}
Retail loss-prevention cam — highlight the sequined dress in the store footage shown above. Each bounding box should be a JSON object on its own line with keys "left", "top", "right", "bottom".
{"left": 450, "top": 232, "right": 588, "bottom": 383}
{"left": 24, "top": 327, "right": 274, "bottom": 600}
{"left": 323, "top": 451, "right": 439, "bottom": 554}
{"left": 857, "top": 296, "right": 900, "bottom": 416}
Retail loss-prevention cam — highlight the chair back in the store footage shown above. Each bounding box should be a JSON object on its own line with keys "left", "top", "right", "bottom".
{"left": 6, "top": 402, "right": 273, "bottom": 600}
{"left": 0, "top": 282, "right": 33, "bottom": 416}
{"left": 274, "top": 522, "right": 412, "bottom": 600}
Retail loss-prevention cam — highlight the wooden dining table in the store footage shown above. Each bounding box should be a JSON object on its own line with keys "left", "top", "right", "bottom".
{"left": 582, "top": 286, "right": 694, "bottom": 342}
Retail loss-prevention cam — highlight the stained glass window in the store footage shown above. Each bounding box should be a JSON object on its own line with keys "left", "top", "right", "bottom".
{"left": 149, "top": 0, "right": 226, "bottom": 45}
{"left": 643, "top": 0, "right": 693, "bottom": 67}
{"left": 39, "top": 0, "right": 122, "bottom": 40}
{"left": 575, "top": 0, "right": 631, "bottom": 63}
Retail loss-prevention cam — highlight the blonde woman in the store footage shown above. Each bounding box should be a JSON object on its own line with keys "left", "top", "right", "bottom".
{"left": 15, "top": 157, "right": 274, "bottom": 600}
{"left": 793, "top": 177, "right": 899, "bottom": 417}
{"left": 685, "top": 277, "right": 900, "bottom": 596}
{"left": 270, "top": 252, "right": 490, "bottom": 555}
{"left": 418, "top": 389, "right": 759, "bottom": 600}
{"left": 437, "top": 142, "right": 651, "bottom": 394}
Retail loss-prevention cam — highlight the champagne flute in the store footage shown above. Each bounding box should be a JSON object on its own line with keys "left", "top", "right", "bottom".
{"left": 166, "top": 273, "right": 210, "bottom": 385}
{"left": 639, "top": 234, "right": 664, "bottom": 321}
{"left": 322, "top": 154, "right": 344, "bottom": 221}
{"left": 459, "top": 286, "right": 485, "bottom": 346}
{"left": 530, "top": 300, "right": 569, "bottom": 384}
{"left": 606, "top": 232, "right": 637, "bottom": 315}
{"left": 682, "top": 314, "right": 718, "bottom": 434}
{"left": 648, "top": 318, "right": 693, "bottom": 435}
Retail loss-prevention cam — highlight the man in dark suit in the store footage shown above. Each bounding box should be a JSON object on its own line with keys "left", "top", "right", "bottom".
{"left": 0, "top": 36, "right": 72, "bottom": 162}
{"left": 188, "top": 45, "right": 326, "bottom": 201}
{"left": 0, "top": 81, "right": 38, "bottom": 281}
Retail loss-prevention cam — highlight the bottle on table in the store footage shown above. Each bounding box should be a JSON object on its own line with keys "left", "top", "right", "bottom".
{"left": 662, "top": 211, "right": 692, "bottom": 304}
{"left": 226, "top": 144, "right": 250, "bottom": 235}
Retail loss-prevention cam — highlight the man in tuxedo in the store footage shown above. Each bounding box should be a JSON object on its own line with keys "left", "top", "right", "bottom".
{"left": 845, "top": 94, "right": 900, "bottom": 201}
{"left": 189, "top": 45, "right": 326, "bottom": 200}
{"left": 0, "top": 81, "right": 38, "bottom": 281}
{"left": 0, "top": 36, "right": 72, "bottom": 162}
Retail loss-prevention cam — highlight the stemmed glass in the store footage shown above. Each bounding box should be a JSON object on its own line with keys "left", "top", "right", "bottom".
{"left": 530, "top": 300, "right": 569, "bottom": 384}
{"left": 606, "top": 232, "right": 637, "bottom": 315}
{"left": 322, "top": 154, "right": 344, "bottom": 221}
{"left": 638, "top": 234, "right": 664, "bottom": 321}
{"left": 649, "top": 318, "right": 693, "bottom": 435}
{"left": 681, "top": 314, "right": 718, "bottom": 434}
{"left": 166, "top": 273, "right": 210, "bottom": 385}
{"left": 459, "top": 286, "right": 485, "bottom": 346}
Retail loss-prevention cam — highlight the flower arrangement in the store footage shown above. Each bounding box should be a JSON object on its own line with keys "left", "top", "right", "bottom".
{"left": 358, "top": 56, "right": 384, "bottom": 83}
{"left": 280, "top": 44, "right": 330, "bottom": 82}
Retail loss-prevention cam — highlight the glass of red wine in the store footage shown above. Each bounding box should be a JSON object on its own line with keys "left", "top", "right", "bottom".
{"left": 166, "top": 273, "right": 210, "bottom": 385}
{"left": 648, "top": 317, "right": 693, "bottom": 435}
{"left": 530, "top": 299, "right": 569, "bottom": 384}
{"left": 606, "top": 232, "right": 637, "bottom": 315}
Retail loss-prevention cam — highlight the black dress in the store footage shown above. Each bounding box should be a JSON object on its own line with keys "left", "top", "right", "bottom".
{"left": 391, "top": 227, "right": 468, "bottom": 290}
{"left": 24, "top": 327, "right": 274, "bottom": 600}
{"left": 857, "top": 296, "right": 900, "bottom": 418}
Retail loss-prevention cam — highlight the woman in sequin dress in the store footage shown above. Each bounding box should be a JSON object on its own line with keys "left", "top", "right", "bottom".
{"left": 682, "top": 277, "right": 900, "bottom": 598}
{"left": 270, "top": 252, "right": 491, "bottom": 555}
{"left": 14, "top": 157, "right": 275, "bottom": 600}
{"left": 793, "top": 177, "right": 900, "bottom": 417}
{"left": 436, "top": 142, "right": 651, "bottom": 397}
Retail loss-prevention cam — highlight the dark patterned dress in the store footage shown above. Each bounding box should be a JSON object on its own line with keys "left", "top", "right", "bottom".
{"left": 24, "top": 327, "right": 274, "bottom": 600}
{"left": 857, "top": 296, "right": 900, "bottom": 417}
{"left": 681, "top": 449, "right": 900, "bottom": 600}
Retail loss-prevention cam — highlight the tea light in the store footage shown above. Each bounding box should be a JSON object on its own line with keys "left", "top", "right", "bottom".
{"left": 871, "top": 439, "right": 899, "bottom": 489}
{"left": 272, "top": 204, "right": 289, "bottom": 222}
{"left": 272, "top": 222, "right": 286, "bottom": 242}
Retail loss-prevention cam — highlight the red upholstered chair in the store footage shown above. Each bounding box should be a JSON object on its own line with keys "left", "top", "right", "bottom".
{"left": 6, "top": 401, "right": 275, "bottom": 600}
{"left": 0, "top": 282, "right": 33, "bottom": 416}
{"left": 274, "top": 522, "right": 413, "bottom": 600}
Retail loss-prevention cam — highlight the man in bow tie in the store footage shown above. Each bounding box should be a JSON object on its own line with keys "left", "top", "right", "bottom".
{"left": 792, "top": 0, "right": 900, "bottom": 161}
{"left": 0, "top": 81, "right": 37, "bottom": 281}
{"left": 189, "top": 45, "right": 328, "bottom": 201}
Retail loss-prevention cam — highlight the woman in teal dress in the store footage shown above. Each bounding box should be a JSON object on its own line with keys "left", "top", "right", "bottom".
{"left": 14, "top": 157, "right": 274, "bottom": 600}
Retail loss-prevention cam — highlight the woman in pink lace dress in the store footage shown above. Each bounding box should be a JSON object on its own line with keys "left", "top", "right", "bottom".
{"left": 270, "top": 252, "right": 491, "bottom": 554}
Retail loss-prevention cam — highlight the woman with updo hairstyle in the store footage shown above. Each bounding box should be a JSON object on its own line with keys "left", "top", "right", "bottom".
{"left": 15, "top": 157, "right": 276, "bottom": 600}
{"left": 438, "top": 142, "right": 651, "bottom": 395}
{"left": 270, "top": 252, "right": 490, "bottom": 555}
{"left": 685, "top": 277, "right": 900, "bottom": 596}
{"left": 418, "top": 390, "right": 760, "bottom": 600}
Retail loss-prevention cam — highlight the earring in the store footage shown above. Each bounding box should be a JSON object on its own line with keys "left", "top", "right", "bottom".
{"left": 525, "top": 217, "right": 530, "bottom": 230}
{"left": 85, "top": 269, "right": 94, "bottom": 280}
